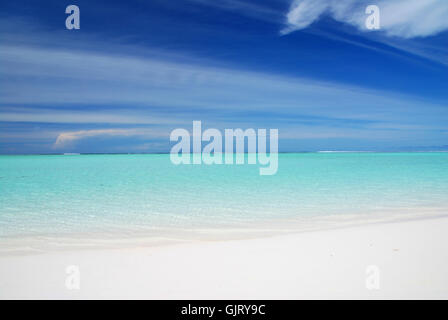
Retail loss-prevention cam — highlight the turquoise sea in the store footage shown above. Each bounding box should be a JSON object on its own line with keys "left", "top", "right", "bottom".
{"left": 1, "top": 153, "right": 448, "bottom": 250}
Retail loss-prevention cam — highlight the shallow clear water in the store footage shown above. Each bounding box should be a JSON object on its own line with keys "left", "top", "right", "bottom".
{"left": 1, "top": 153, "right": 448, "bottom": 239}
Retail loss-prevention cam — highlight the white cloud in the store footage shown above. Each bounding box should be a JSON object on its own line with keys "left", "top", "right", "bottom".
{"left": 282, "top": 0, "right": 448, "bottom": 38}
{"left": 53, "top": 128, "right": 166, "bottom": 148}
{"left": 282, "top": 0, "right": 330, "bottom": 33}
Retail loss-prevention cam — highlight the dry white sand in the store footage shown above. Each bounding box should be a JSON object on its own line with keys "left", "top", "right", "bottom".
{"left": 1, "top": 217, "right": 447, "bottom": 299}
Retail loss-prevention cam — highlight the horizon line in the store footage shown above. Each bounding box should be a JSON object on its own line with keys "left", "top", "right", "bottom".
{"left": 1, "top": 151, "right": 448, "bottom": 156}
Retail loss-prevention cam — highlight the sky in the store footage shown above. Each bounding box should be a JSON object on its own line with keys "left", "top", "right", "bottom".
{"left": 0, "top": 0, "right": 447, "bottom": 153}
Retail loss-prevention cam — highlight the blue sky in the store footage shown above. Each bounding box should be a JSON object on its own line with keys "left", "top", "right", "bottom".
{"left": 0, "top": 0, "right": 447, "bottom": 153}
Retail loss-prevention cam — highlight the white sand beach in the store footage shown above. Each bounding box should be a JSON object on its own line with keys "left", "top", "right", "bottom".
{"left": 1, "top": 216, "right": 447, "bottom": 299}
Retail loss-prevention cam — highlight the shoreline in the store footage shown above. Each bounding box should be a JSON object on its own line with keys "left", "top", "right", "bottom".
{"left": 1, "top": 208, "right": 448, "bottom": 256}
{"left": 1, "top": 215, "right": 448, "bottom": 299}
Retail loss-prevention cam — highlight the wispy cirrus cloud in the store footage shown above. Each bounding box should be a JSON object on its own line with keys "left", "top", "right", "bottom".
{"left": 187, "top": 0, "right": 285, "bottom": 23}
{"left": 282, "top": 0, "right": 448, "bottom": 38}
{"left": 1, "top": 41, "right": 447, "bottom": 144}
{"left": 0, "top": 107, "right": 183, "bottom": 125}
{"left": 1, "top": 43, "right": 445, "bottom": 122}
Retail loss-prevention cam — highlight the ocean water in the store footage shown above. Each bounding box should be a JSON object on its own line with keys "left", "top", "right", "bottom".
{"left": 1, "top": 153, "right": 448, "bottom": 247}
